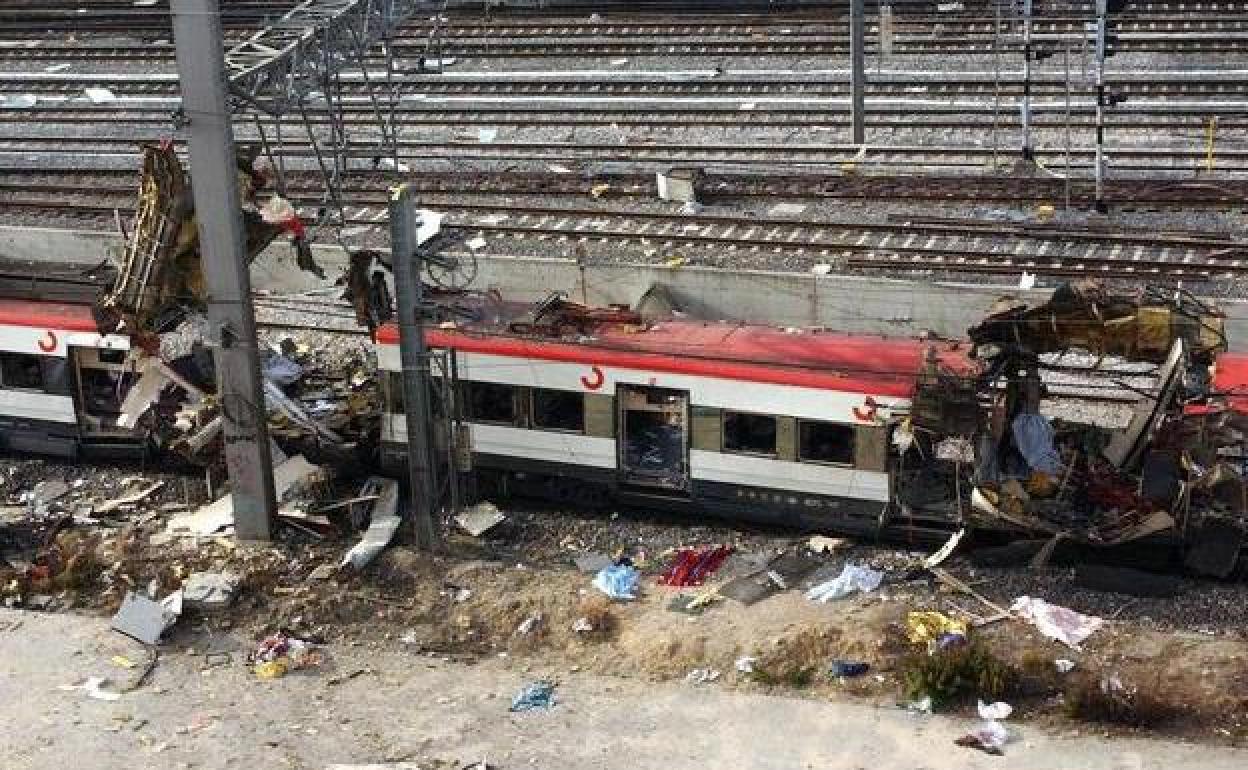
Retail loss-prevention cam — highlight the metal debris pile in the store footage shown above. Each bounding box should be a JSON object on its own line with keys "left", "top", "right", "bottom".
{"left": 906, "top": 280, "right": 1248, "bottom": 575}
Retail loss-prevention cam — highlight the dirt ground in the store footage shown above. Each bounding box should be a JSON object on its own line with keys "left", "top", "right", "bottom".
{"left": 4, "top": 607, "right": 1248, "bottom": 770}
{"left": 4, "top": 455, "right": 1248, "bottom": 750}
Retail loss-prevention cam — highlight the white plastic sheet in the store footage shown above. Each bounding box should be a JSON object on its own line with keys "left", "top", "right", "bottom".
{"left": 804, "top": 564, "right": 883, "bottom": 602}
{"left": 1011, "top": 596, "right": 1104, "bottom": 649}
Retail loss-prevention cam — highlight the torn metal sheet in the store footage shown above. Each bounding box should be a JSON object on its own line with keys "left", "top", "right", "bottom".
{"left": 340, "top": 478, "right": 400, "bottom": 570}
{"left": 455, "top": 501, "right": 506, "bottom": 537}
{"left": 111, "top": 590, "right": 181, "bottom": 645}
{"left": 182, "top": 572, "right": 241, "bottom": 611}
{"left": 1104, "top": 340, "right": 1186, "bottom": 471}
{"left": 924, "top": 528, "right": 966, "bottom": 568}
{"left": 95, "top": 481, "right": 164, "bottom": 514}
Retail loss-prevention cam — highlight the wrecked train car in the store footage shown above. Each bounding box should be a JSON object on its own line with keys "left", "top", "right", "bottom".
{"left": 0, "top": 298, "right": 142, "bottom": 457}
{"left": 375, "top": 289, "right": 1248, "bottom": 572}
{"left": 375, "top": 294, "right": 980, "bottom": 542}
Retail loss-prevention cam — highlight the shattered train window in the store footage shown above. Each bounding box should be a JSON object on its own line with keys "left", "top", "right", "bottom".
{"left": 723, "top": 411, "right": 777, "bottom": 455}
{"left": 464, "top": 381, "right": 516, "bottom": 424}
{"left": 532, "top": 388, "right": 584, "bottom": 432}
{"left": 0, "top": 353, "right": 44, "bottom": 390}
{"left": 798, "top": 420, "right": 855, "bottom": 465}
{"left": 81, "top": 368, "right": 137, "bottom": 417}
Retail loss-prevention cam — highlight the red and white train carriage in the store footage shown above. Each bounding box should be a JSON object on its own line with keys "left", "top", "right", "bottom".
{"left": 0, "top": 298, "right": 139, "bottom": 457}
{"left": 375, "top": 301, "right": 978, "bottom": 540}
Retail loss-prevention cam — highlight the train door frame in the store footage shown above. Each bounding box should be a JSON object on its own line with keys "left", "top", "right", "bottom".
{"left": 616, "top": 384, "right": 691, "bottom": 493}
{"left": 69, "top": 345, "right": 140, "bottom": 440}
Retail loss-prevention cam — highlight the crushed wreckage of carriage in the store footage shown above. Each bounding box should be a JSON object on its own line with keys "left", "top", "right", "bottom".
{"left": 906, "top": 280, "right": 1248, "bottom": 577}
{"left": 0, "top": 143, "right": 372, "bottom": 464}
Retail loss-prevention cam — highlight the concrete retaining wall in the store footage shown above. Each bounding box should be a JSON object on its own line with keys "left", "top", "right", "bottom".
{"left": 5, "top": 225, "right": 1246, "bottom": 348}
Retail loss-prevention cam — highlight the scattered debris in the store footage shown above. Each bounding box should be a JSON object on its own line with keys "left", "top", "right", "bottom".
{"left": 1055, "top": 659, "right": 1077, "bottom": 674}
{"left": 307, "top": 564, "right": 338, "bottom": 581}
{"left": 572, "top": 617, "right": 594, "bottom": 633}
{"left": 829, "top": 661, "right": 870, "bottom": 678}
{"left": 94, "top": 481, "right": 164, "bottom": 515}
{"left": 592, "top": 563, "right": 640, "bottom": 600}
{"left": 340, "top": 478, "right": 401, "bottom": 570}
{"left": 977, "top": 700, "right": 1014, "bottom": 720}
{"left": 111, "top": 590, "right": 182, "bottom": 645}
{"left": 955, "top": 720, "right": 1010, "bottom": 756}
{"left": 657, "top": 545, "right": 732, "bottom": 587}
{"left": 514, "top": 613, "right": 542, "bottom": 636}
{"left": 684, "top": 667, "right": 721, "bottom": 684}
{"left": 904, "top": 696, "right": 933, "bottom": 714}
{"left": 59, "top": 676, "right": 122, "bottom": 702}
{"left": 807, "top": 535, "right": 847, "bottom": 554}
{"left": 249, "top": 632, "right": 321, "bottom": 679}
{"left": 455, "top": 501, "right": 506, "bottom": 537}
{"left": 905, "top": 611, "right": 969, "bottom": 646}
{"left": 1010, "top": 596, "right": 1104, "bottom": 650}
{"left": 923, "top": 528, "right": 965, "bottom": 568}
{"left": 667, "top": 591, "right": 721, "bottom": 615}
{"left": 735, "top": 656, "right": 757, "bottom": 674}
{"left": 181, "top": 572, "right": 240, "bottom": 612}
{"left": 804, "top": 564, "right": 883, "bottom": 602}
{"left": 509, "top": 681, "right": 556, "bottom": 712}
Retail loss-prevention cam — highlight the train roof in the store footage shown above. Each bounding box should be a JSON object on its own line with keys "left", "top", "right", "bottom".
{"left": 377, "top": 312, "right": 974, "bottom": 397}
{"left": 0, "top": 298, "right": 101, "bottom": 333}
{"left": 1212, "top": 352, "right": 1248, "bottom": 413}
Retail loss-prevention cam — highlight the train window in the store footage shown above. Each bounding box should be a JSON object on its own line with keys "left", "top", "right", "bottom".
{"left": 798, "top": 420, "right": 856, "bottom": 465}
{"left": 40, "top": 357, "right": 71, "bottom": 396}
{"left": 532, "top": 388, "right": 584, "bottom": 432}
{"left": 98, "top": 349, "right": 126, "bottom": 365}
{"left": 723, "top": 411, "right": 776, "bottom": 455}
{"left": 463, "top": 381, "right": 516, "bottom": 424}
{"left": 0, "top": 353, "right": 43, "bottom": 390}
{"left": 81, "top": 368, "right": 137, "bottom": 418}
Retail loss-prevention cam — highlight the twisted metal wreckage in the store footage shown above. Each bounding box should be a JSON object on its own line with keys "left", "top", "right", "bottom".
{"left": 907, "top": 281, "right": 1246, "bottom": 576}
{"left": 64, "top": 146, "right": 1248, "bottom": 575}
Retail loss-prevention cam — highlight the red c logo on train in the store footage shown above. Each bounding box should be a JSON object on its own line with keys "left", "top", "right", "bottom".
{"left": 852, "top": 396, "right": 878, "bottom": 422}
{"left": 580, "top": 365, "right": 605, "bottom": 391}
{"left": 37, "top": 331, "right": 57, "bottom": 353}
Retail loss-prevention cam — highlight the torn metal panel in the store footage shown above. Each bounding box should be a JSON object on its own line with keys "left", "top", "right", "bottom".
{"left": 1103, "top": 340, "right": 1186, "bottom": 471}
{"left": 340, "top": 477, "right": 400, "bottom": 570}
{"left": 97, "top": 144, "right": 309, "bottom": 335}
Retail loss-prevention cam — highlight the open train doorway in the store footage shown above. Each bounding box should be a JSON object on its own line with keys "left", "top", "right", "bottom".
{"left": 617, "top": 385, "right": 690, "bottom": 493}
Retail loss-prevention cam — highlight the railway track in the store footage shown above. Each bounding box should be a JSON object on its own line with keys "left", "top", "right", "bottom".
{"left": 6, "top": 70, "right": 1247, "bottom": 102}
{"left": 3, "top": 170, "right": 1245, "bottom": 208}
{"left": 5, "top": 185, "right": 1244, "bottom": 282}
{"left": 1, "top": 136, "right": 1242, "bottom": 175}
{"left": 9, "top": 27, "right": 1248, "bottom": 59}
{"left": 2, "top": 105, "right": 1237, "bottom": 132}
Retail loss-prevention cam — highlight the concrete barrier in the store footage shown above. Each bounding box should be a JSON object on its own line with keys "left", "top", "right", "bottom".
{"left": 5, "top": 224, "right": 1247, "bottom": 348}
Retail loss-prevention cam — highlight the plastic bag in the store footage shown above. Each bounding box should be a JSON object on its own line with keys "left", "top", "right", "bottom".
{"left": 1011, "top": 596, "right": 1104, "bottom": 649}
{"left": 805, "top": 564, "right": 883, "bottom": 602}
{"left": 592, "top": 564, "right": 640, "bottom": 600}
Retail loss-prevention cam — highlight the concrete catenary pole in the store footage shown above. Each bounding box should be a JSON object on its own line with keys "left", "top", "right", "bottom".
{"left": 389, "top": 185, "right": 439, "bottom": 551}
{"left": 1021, "top": 0, "right": 1033, "bottom": 161}
{"left": 171, "top": 0, "right": 276, "bottom": 539}
{"left": 1094, "top": 0, "right": 1108, "bottom": 212}
{"left": 850, "top": 0, "right": 866, "bottom": 144}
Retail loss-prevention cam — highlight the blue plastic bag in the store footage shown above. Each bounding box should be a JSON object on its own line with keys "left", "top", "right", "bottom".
{"left": 510, "top": 681, "right": 556, "bottom": 712}
{"left": 592, "top": 564, "right": 640, "bottom": 600}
